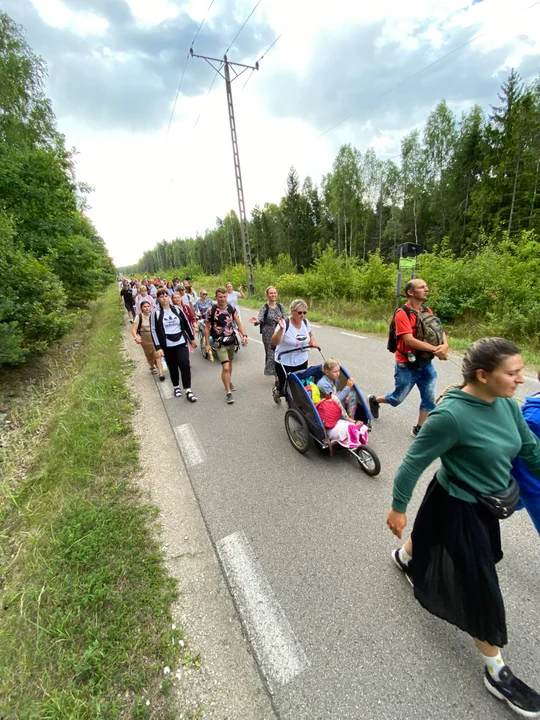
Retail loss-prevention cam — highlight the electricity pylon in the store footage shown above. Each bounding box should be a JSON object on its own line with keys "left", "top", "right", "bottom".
{"left": 190, "top": 49, "right": 258, "bottom": 295}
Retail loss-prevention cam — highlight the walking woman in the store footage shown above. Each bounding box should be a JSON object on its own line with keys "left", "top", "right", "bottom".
{"left": 171, "top": 291, "right": 197, "bottom": 338}
{"left": 271, "top": 298, "right": 317, "bottom": 404}
{"left": 248, "top": 286, "right": 285, "bottom": 383}
{"left": 151, "top": 289, "right": 197, "bottom": 402}
{"left": 132, "top": 299, "right": 164, "bottom": 380}
{"left": 386, "top": 337, "right": 540, "bottom": 717}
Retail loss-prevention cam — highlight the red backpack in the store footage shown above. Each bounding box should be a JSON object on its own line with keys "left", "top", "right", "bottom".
{"left": 316, "top": 396, "right": 343, "bottom": 429}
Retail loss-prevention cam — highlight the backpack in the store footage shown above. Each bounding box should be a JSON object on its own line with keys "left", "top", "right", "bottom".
{"left": 387, "top": 305, "right": 443, "bottom": 362}
{"left": 415, "top": 309, "right": 444, "bottom": 360}
{"left": 315, "top": 395, "right": 343, "bottom": 429}
{"left": 260, "top": 302, "right": 285, "bottom": 334}
{"left": 284, "top": 317, "right": 308, "bottom": 333}
{"left": 209, "top": 303, "right": 238, "bottom": 345}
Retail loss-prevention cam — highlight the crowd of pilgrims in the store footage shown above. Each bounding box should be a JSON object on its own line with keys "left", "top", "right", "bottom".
{"left": 119, "top": 274, "right": 540, "bottom": 718}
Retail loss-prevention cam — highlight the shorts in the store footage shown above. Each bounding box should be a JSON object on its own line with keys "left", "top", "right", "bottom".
{"left": 385, "top": 361, "right": 437, "bottom": 412}
{"left": 215, "top": 344, "right": 236, "bottom": 364}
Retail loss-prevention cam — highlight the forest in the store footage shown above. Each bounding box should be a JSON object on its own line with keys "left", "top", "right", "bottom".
{"left": 126, "top": 69, "right": 540, "bottom": 276}
{"left": 0, "top": 13, "right": 115, "bottom": 367}
{"left": 122, "top": 69, "right": 540, "bottom": 348}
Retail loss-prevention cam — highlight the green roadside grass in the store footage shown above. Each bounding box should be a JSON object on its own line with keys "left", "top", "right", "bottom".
{"left": 0, "top": 287, "right": 190, "bottom": 719}
{"left": 237, "top": 297, "right": 540, "bottom": 371}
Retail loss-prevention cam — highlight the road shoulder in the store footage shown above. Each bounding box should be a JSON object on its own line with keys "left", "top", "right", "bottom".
{"left": 124, "top": 325, "right": 277, "bottom": 719}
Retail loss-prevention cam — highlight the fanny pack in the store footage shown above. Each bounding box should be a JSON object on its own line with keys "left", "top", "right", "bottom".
{"left": 443, "top": 469, "right": 520, "bottom": 520}
{"left": 217, "top": 333, "right": 238, "bottom": 347}
{"left": 165, "top": 332, "right": 183, "bottom": 343}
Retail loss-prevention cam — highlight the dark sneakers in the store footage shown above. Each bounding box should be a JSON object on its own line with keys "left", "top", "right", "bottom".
{"left": 484, "top": 666, "right": 540, "bottom": 717}
{"left": 368, "top": 395, "right": 380, "bottom": 419}
{"left": 391, "top": 548, "right": 414, "bottom": 587}
{"left": 411, "top": 424, "right": 421, "bottom": 438}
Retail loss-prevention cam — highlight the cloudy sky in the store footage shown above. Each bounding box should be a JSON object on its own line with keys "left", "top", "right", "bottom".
{"left": 3, "top": 0, "right": 540, "bottom": 265}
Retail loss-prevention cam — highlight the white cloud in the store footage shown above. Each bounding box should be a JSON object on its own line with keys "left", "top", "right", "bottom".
{"left": 29, "top": 0, "right": 109, "bottom": 35}
{"left": 20, "top": 0, "right": 540, "bottom": 265}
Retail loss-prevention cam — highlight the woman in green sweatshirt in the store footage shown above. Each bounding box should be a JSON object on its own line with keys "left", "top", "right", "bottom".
{"left": 386, "top": 337, "right": 540, "bottom": 718}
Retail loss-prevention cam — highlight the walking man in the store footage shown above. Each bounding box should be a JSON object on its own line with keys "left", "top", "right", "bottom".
{"left": 369, "top": 279, "right": 448, "bottom": 437}
{"left": 205, "top": 287, "right": 248, "bottom": 404}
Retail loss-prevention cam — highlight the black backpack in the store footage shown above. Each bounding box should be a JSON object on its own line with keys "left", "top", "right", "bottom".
{"left": 259, "top": 302, "right": 285, "bottom": 333}
{"left": 208, "top": 303, "right": 238, "bottom": 344}
{"left": 387, "top": 306, "right": 415, "bottom": 353}
{"left": 284, "top": 317, "right": 309, "bottom": 333}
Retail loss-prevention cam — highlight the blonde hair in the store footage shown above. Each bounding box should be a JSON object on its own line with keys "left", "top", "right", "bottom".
{"left": 289, "top": 298, "right": 308, "bottom": 314}
{"left": 323, "top": 358, "right": 340, "bottom": 373}
{"left": 265, "top": 286, "right": 277, "bottom": 297}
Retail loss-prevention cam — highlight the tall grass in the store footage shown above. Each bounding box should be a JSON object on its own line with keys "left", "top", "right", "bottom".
{"left": 0, "top": 288, "right": 189, "bottom": 719}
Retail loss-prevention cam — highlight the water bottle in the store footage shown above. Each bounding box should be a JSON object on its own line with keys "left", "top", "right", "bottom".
{"left": 208, "top": 349, "right": 214, "bottom": 363}
{"left": 162, "top": 358, "right": 167, "bottom": 371}
{"left": 407, "top": 350, "right": 416, "bottom": 363}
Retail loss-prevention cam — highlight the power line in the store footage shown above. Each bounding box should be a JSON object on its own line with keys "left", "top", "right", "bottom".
{"left": 242, "top": 33, "right": 282, "bottom": 89}
{"left": 192, "top": 0, "right": 265, "bottom": 127}
{"left": 225, "top": 0, "right": 264, "bottom": 55}
{"left": 164, "top": 0, "right": 217, "bottom": 138}
{"left": 316, "top": 0, "right": 540, "bottom": 140}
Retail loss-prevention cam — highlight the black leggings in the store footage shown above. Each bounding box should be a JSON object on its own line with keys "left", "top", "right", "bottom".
{"left": 276, "top": 361, "right": 308, "bottom": 393}
{"left": 163, "top": 343, "right": 191, "bottom": 389}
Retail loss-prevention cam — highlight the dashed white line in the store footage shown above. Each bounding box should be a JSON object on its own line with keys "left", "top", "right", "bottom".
{"left": 217, "top": 530, "right": 309, "bottom": 692}
{"left": 340, "top": 331, "right": 367, "bottom": 339}
{"left": 173, "top": 423, "right": 207, "bottom": 467}
{"left": 248, "top": 337, "right": 264, "bottom": 345}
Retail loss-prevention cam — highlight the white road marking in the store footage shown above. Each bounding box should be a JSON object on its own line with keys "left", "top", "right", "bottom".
{"left": 310, "top": 324, "right": 321, "bottom": 329}
{"left": 248, "top": 337, "right": 264, "bottom": 345}
{"left": 216, "top": 530, "right": 309, "bottom": 692}
{"left": 158, "top": 379, "right": 174, "bottom": 399}
{"left": 173, "top": 423, "right": 207, "bottom": 467}
{"left": 340, "top": 331, "right": 367, "bottom": 339}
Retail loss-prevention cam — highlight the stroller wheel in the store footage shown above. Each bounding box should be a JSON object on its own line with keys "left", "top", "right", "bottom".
{"left": 355, "top": 445, "right": 381, "bottom": 477}
{"left": 284, "top": 409, "right": 311, "bottom": 454}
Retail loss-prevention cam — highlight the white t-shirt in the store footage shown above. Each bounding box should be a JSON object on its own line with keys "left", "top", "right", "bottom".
{"left": 162, "top": 308, "right": 185, "bottom": 347}
{"left": 181, "top": 295, "right": 192, "bottom": 307}
{"left": 227, "top": 291, "right": 240, "bottom": 309}
{"left": 274, "top": 318, "right": 311, "bottom": 367}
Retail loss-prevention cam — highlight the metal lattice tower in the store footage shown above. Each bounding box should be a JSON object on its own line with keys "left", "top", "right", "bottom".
{"left": 190, "top": 50, "right": 258, "bottom": 295}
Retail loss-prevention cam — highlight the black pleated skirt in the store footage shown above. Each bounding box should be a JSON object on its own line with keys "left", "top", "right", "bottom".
{"left": 410, "top": 475, "right": 507, "bottom": 647}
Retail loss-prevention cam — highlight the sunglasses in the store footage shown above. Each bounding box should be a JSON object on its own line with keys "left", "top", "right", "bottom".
{"left": 201, "top": 293, "right": 207, "bottom": 296}
{"left": 296, "top": 310, "right": 308, "bottom": 315}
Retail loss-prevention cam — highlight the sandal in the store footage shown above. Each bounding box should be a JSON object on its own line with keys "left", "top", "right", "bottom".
{"left": 151, "top": 366, "right": 158, "bottom": 375}
{"left": 159, "top": 374, "right": 166, "bottom": 382}
{"left": 186, "top": 390, "right": 197, "bottom": 403}
{"left": 174, "top": 387, "right": 182, "bottom": 397}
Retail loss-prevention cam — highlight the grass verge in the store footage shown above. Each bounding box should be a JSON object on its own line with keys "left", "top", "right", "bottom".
{"left": 0, "top": 287, "right": 188, "bottom": 719}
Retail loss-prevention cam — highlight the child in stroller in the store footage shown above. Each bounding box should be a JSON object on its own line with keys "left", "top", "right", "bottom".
{"left": 316, "top": 358, "right": 368, "bottom": 450}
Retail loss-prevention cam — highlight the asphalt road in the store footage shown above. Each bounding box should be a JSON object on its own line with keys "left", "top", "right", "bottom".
{"left": 155, "top": 313, "right": 539, "bottom": 720}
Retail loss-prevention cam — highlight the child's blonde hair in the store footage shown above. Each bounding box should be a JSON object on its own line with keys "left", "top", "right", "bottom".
{"left": 323, "top": 358, "right": 340, "bottom": 373}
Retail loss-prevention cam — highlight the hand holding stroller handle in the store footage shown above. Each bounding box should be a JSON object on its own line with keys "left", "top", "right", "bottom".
{"left": 276, "top": 345, "right": 322, "bottom": 361}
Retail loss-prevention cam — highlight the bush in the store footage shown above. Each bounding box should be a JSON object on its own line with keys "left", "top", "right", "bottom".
{"left": 0, "top": 212, "right": 70, "bottom": 365}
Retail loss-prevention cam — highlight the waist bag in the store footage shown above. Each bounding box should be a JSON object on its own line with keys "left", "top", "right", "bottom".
{"left": 444, "top": 470, "right": 520, "bottom": 520}
{"left": 166, "top": 332, "right": 183, "bottom": 343}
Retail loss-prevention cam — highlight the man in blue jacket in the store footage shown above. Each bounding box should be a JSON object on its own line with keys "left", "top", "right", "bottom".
{"left": 513, "top": 372, "right": 540, "bottom": 535}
